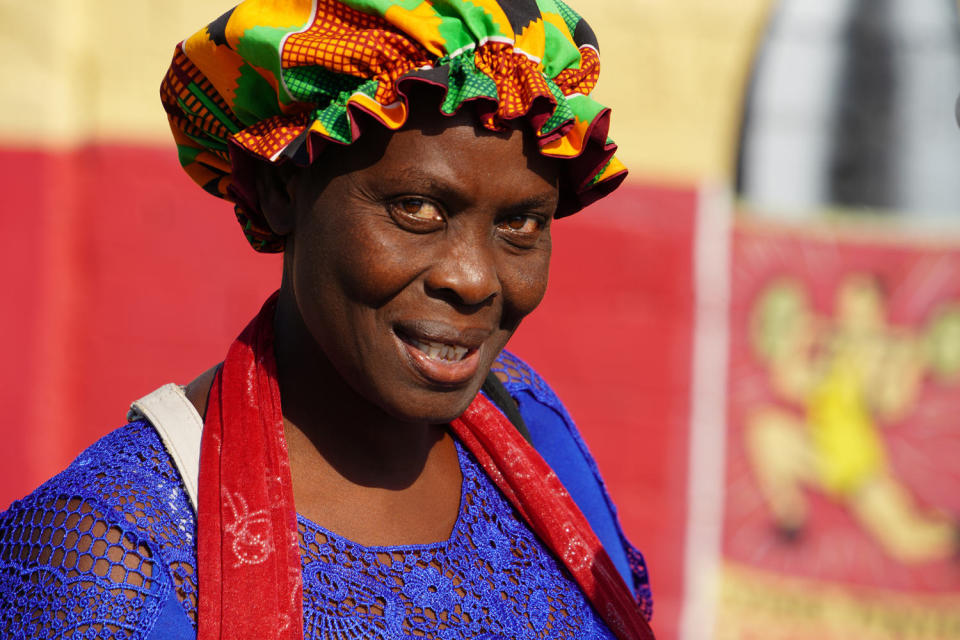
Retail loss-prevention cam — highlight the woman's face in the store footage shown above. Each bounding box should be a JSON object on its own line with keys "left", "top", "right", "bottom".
{"left": 282, "top": 112, "right": 560, "bottom": 424}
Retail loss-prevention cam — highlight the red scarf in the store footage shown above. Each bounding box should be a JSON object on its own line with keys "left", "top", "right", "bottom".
{"left": 197, "top": 295, "right": 654, "bottom": 639}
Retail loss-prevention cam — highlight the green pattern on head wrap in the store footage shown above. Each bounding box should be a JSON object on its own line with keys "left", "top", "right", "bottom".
{"left": 233, "top": 25, "right": 302, "bottom": 112}
{"left": 177, "top": 144, "right": 204, "bottom": 167}
{"left": 566, "top": 93, "right": 604, "bottom": 124}
{"left": 311, "top": 78, "right": 388, "bottom": 143}
{"left": 439, "top": 55, "right": 499, "bottom": 115}
{"left": 186, "top": 87, "right": 241, "bottom": 136}
{"left": 233, "top": 63, "right": 285, "bottom": 124}
{"left": 541, "top": 20, "right": 581, "bottom": 76}
{"left": 285, "top": 67, "right": 366, "bottom": 106}
{"left": 182, "top": 127, "right": 230, "bottom": 153}
{"left": 589, "top": 153, "right": 616, "bottom": 185}
{"left": 538, "top": 81, "right": 573, "bottom": 134}
{"left": 551, "top": 0, "right": 583, "bottom": 43}
{"left": 344, "top": 0, "right": 422, "bottom": 15}
{"left": 434, "top": 4, "right": 509, "bottom": 52}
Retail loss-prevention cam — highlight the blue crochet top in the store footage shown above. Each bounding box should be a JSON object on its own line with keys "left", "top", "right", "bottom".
{"left": 0, "top": 351, "right": 651, "bottom": 639}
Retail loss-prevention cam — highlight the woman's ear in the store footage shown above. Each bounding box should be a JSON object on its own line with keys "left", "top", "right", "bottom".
{"left": 254, "top": 161, "right": 298, "bottom": 237}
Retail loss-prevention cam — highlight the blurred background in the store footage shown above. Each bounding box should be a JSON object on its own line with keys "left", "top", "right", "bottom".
{"left": 2, "top": 0, "right": 960, "bottom": 637}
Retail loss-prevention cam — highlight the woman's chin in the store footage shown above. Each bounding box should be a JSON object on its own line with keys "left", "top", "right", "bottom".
{"left": 381, "top": 377, "right": 487, "bottom": 426}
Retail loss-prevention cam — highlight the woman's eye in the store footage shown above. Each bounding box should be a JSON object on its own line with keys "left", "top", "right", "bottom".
{"left": 390, "top": 197, "right": 443, "bottom": 222}
{"left": 499, "top": 214, "right": 544, "bottom": 235}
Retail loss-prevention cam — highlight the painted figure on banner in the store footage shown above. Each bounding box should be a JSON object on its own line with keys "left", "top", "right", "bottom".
{"left": 747, "top": 272, "right": 960, "bottom": 564}
{"left": 717, "top": 229, "right": 960, "bottom": 639}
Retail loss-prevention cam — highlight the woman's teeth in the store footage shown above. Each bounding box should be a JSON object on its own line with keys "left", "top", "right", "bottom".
{"left": 410, "top": 338, "right": 469, "bottom": 362}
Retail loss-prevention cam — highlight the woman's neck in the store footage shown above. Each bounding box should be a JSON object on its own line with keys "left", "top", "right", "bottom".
{"left": 271, "top": 283, "right": 448, "bottom": 490}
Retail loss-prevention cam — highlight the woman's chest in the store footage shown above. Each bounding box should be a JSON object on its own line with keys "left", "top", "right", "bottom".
{"left": 294, "top": 447, "right": 615, "bottom": 640}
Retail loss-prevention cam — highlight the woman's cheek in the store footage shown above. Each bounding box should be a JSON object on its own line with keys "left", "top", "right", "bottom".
{"left": 501, "top": 249, "right": 552, "bottom": 323}
{"left": 335, "top": 232, "right": 429, "bottom": 306}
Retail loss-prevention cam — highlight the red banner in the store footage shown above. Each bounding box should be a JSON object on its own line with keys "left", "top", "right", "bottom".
{"left": 713, "top": 219, "right": 960, "bottom": 639}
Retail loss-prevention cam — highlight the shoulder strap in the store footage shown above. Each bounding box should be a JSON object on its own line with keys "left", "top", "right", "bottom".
{"left": 128, "top": 383, "right": 203, "bottom": 513}
{"left": 128, "top": 375, "right": 527, "bottom": 514}
{"left": 481, "top": 372, "right": 533, "bottom": 444}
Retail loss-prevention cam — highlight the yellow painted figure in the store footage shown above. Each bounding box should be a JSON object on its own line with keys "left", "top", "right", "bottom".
{"left": 747, "top": 274, "right": 959, "bottom": 563}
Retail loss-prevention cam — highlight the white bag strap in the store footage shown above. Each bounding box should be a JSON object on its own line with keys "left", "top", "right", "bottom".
{"left": 128, "top": 383, "right": 203, "bottom": 513}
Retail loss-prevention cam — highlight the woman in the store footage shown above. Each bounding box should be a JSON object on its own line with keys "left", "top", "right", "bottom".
{"left": 0, "top": 1, "right": 653, "bottom": 638}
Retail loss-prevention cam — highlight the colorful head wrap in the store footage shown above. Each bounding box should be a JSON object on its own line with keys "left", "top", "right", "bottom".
{"left": 161, "top": 0, "right": 627, "bottom": 252}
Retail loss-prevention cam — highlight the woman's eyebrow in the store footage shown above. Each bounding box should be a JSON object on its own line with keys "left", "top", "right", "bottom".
{"left": 380, "top": 167, "right": 466, "bottom": 201}
{"left": 500, "top": 193, "right": 559, "bottom": 215}
{"left": 369, "top": 167, "right": 482, "bottom": 212}
{"left": 382, "top": 167, "right": 558, "bottom": 213}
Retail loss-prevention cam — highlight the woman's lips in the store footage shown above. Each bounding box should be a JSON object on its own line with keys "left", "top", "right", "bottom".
{"left": 408, "top": 337, "right": 470, "bottom": 362}
{"left": 395, "top": 327, "right": 484, "bottom": 386}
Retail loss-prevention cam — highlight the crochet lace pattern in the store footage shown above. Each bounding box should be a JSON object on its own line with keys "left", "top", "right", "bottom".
{"left": 0, "top": 421, "right": 197, "bottom": 638}
{"left": 297, "top": 442, "right": 615, "bottom": 638}
{"left": 0, "top": 352, "right": 644, "bottom": 638}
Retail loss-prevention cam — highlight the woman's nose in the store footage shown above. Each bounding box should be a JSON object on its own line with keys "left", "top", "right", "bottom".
{"left": 424, "top": 231, "right": 499, "bottom": 309}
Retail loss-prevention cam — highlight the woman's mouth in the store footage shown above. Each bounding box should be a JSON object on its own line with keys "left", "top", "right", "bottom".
{"left": 407, "top": 338, "right": 470, "bottom": 362}
{"left": 394, "top": 326, "right": 485, "bottom": 386}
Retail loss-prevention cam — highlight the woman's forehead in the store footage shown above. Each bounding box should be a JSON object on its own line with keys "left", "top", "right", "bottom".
{"left": 302, "top": 113, "right": 560, "bottom": 201}
{"left": 387, "top": 123, "right": 556, "bottom": 192}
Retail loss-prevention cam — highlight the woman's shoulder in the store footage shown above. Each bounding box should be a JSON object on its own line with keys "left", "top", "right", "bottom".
{"left": 491, "top": 348, "right": 566, "bottom": 410}
{"left": 490, "top": 349, "right": 654, "bottom": 619}
{"left": 0, "top": 420, "right": 198, "bottom": 639}
{"left": 489, "top": 349, "right": 590, "bottom": 455}
{"left": 6, "top": 420, "right": 196, "bottom": 533}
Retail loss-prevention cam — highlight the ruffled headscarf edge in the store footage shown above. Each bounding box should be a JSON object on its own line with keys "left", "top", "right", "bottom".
{"left": 160, "top": 0, "right": 627, "bottom": 253}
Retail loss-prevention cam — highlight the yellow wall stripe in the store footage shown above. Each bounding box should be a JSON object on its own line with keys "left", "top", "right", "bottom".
{"left": 0, "top": 0, "right": 773, "bottom": 181}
